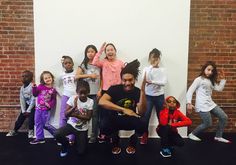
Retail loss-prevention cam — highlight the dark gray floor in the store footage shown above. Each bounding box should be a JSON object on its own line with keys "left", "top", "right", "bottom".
{"left": 0, "top": 132, "right": 235, "bottom": 165}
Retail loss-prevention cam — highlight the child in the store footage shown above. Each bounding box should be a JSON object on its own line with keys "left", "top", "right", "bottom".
{"left": 92, "top": 42, "right": 125, "bottom": 143}
{"left": 187, "top": 61, "right": 231, "bottom": 143}
{"left": 30, "top": 71, "right": 57, "bottom": 144}
{"left": 58, "top": 56, "right": 76, "bottom": 131}
{"left": 54, "top": 80, "right": 93, "bottom": 157}
{"left": 156, "top": 96, "right": 192, "bottom": 158}
{"left": 140, "top": 48, "right": 167, "bottom": 144}
{"left": 75, "top": 45, "right": 101, "bottom": 143}
{"left": 6, "top": 70, "right": 35, "bottom": 138}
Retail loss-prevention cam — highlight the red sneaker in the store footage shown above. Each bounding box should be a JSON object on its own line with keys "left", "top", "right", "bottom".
{"left": 140, "top": 132, "right": 148, "bottom": 145}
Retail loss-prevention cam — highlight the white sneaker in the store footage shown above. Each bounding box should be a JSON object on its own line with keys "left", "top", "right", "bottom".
{"left": 6, "top": 130, "right": 17, "bottom": 137}
{"left": 214, "top": 137, "right": 231, "bottom": 143}
{"left": 28, "top": 130, "right": 34, "bottom": 138}
{"left": 188, "top": 133, "right": 201, "bottom": 141}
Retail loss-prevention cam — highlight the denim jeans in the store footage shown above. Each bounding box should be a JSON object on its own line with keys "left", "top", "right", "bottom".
{"left": 143, "top": 94, "right": 165, "bottom": 131}
{"left": 192, "top": 106, "right": 228, "bottom": 137}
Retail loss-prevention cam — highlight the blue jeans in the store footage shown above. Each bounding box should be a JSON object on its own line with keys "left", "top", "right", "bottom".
{"left": 144, "top": 94, "right": 165, "bottom": 132}
{"left": 192, "top": 106, "right": 228, "bottom": 137}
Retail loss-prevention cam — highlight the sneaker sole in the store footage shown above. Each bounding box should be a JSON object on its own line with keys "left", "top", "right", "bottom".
{"left": 30, "top": 141, "right": 45, "bottom": 145}
{"left": 160, "top": 151, "right": 171, "bottom": 158}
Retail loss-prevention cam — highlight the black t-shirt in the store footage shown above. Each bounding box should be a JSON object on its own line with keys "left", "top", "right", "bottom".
{"left": 107, "top": 84, "right": 140, "bottom": 113}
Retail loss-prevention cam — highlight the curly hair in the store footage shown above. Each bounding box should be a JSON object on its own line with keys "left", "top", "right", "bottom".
{"left": 120, "top": 59, "right": 140, "bottom": 80}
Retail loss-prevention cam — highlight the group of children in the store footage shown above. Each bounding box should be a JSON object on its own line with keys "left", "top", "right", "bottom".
{"left": 6, "top": 42, "right": 231, "bottom": 158}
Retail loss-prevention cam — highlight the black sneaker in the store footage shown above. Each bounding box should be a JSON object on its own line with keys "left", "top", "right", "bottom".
{"left": 30, "top": 139, "right": 45, "bottom": 145}
{"left": 160, "top": 148, "right": 171, "bottom": 157}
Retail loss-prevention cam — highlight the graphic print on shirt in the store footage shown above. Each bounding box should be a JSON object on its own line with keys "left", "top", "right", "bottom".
{"left": 63, "top": 76, "right": 75, "bottom": 85}
{"left": 71, "top": 108, "right": 87, "bottom": 129}
{"left": 116, "top": 98, "right": 136, "bottom": 114}
{"left": 37, "top": 89, "right": 54, "bottom": 109}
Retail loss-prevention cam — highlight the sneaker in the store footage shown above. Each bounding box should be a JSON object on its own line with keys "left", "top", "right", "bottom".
{"left": 6, "top": 130, "right": 17, "bottom": 137}
{"left": 188, "top": 133, "right": 201, "bottom": 141}
{"left": 28, "top": 130, "right": 34, "bottom": 138}
{"left": 60, "top": 147, "right": 68, "bottom": 157}
{"left": 126, "top": 146, "right": 136, "bottom": 154}
{"left": 112, "top": 146, "right": 121, "bottom": 155}
{"left": 89, "top": 136, "right": 97, "bottom": 144}
{"left": 30, "top": 139, "right": 45, "bottom": 145}
{"left": 214, "top": 137, "right": 232, "bottom": 144}
{"left": 98, "top": 134, "right": 106, "bottom": 144}
{"left": 140, "top": 132, "right": 148, "bottom": 144}
{"left": 160, "top": 148, "right": 172, "bottom": 157}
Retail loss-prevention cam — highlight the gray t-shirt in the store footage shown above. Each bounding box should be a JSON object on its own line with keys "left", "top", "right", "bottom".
{"left": 80, "top": 64, "right": 101, "bottom": 95}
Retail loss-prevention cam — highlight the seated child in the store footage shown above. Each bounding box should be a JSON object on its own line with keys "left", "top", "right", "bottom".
{"left": 156, "top": 96, "right": 192, "bottom": 158}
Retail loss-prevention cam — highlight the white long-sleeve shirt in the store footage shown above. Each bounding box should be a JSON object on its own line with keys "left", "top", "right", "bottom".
{"left": 186, "top": 76, "right": 226, "bottom": 112}
{"left": 142, "top": 66, "right": 167, "bottom": 96}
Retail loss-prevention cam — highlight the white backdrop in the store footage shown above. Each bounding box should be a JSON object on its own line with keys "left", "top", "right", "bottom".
{"left": 33, "top": 0, "right": 191, "bottom": 137}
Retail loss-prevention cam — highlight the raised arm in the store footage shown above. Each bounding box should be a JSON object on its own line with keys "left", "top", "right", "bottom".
{"left": 91, "top": 42, "right": 106, "bottom": 67}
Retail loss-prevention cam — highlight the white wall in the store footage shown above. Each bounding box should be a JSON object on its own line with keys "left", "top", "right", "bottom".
{"left": 34, "top": 0, "right": 191, "bottom": 137}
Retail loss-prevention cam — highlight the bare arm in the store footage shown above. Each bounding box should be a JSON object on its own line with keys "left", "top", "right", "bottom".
{"left": 65, "top": 104, "right": 92, "bottom": 121}
{"left": 137, "top": 73, "right": 147, "bottom": 116}
{"left": 99, "top": 93, "right": 140, "bottom": 117}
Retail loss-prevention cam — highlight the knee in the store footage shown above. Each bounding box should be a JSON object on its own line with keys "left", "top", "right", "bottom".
{"left": 203, "top": 120, "right": 212, "bottom": 128}
{"left": 221, "top": 114, "right": 228, "bottom": 122}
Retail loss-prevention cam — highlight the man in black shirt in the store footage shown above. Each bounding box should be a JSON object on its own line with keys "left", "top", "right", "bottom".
{"left": 99, "top": 59, "right": 146, "bottom": 155}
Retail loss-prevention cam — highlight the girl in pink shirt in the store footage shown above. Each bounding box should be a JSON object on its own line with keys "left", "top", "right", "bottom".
{"left": 92, "top": 42, "right": 124, "bottom": 91}
{"left": 92, "top": 42, "right": 125, "bottom": 143}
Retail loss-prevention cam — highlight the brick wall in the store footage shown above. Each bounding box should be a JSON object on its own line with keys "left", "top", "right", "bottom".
{"left": 0, "top": 0, "right": 235, "bottom": 133}
{"left": 188, "top": 0, "right": 236, "bottom": 132}
{"left": 0, "top": 0, "right": 34, "bottom": 131}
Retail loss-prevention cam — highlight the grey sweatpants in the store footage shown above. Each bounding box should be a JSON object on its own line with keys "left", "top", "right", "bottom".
{"left": 192, "top": 106, "right": 228, "bottom": 137}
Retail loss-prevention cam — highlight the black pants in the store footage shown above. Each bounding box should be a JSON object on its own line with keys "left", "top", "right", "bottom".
{"left": 103, "top": 112, "right": 146, "bottom": 147}
{"left": 156, "top": 125, "right": 184, "bottom": 148}
{"left": 14, "top": 108, "right": 35, "bottom": 131}
{"left": 54, "top": 124, "right": 88, "bottom": 155}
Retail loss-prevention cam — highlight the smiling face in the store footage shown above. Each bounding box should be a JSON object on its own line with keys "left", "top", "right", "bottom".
{"left": 121, "top": 73, "right": 135, "bottom": 91}
{"left": 105, "top": 44, "right": 116, "bottom": 61}
{"left": 43, "top": 73, "right": 53, "bottom": 86}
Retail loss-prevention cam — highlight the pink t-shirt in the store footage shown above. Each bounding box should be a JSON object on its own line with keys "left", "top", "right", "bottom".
{"left": 92, "top": 51, "right": 124, "bottom": 91}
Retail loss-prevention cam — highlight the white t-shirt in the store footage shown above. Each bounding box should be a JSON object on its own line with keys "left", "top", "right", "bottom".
{"left": 60, "top": 71, "right": 76, "bottom": 97}
{"left": 186, "top": 76, "right": 226, "bottom": 112}
{"left": 67, "top": 95, "right": 94, "bottom": 131}
{"left": 142, "top": 66, "right": 167, "bottom": 96}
